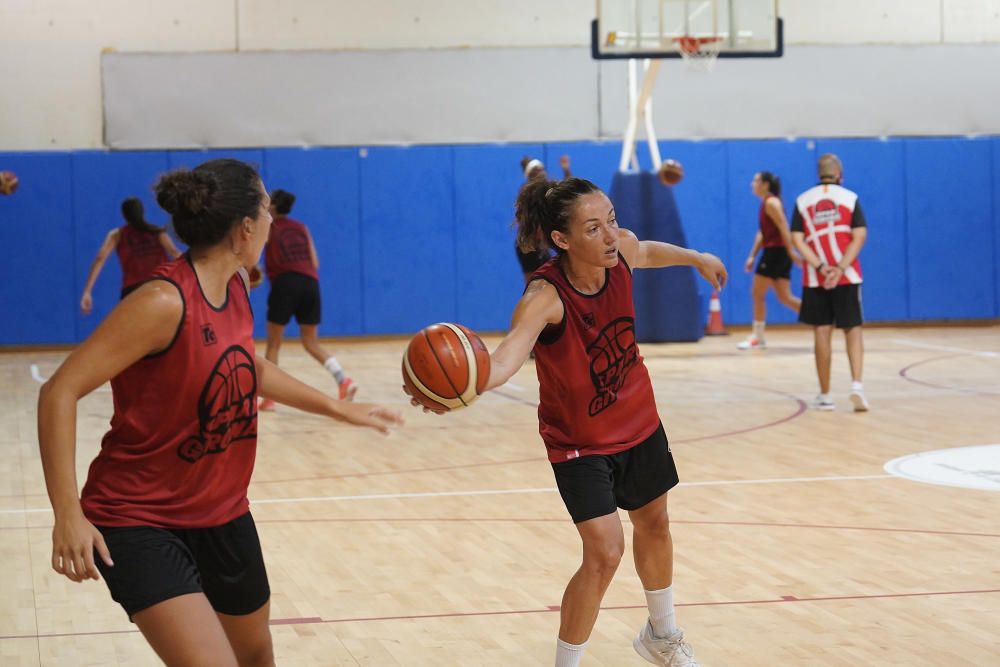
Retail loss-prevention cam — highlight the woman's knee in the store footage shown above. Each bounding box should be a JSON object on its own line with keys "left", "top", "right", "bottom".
{"left": 234, "top": 634, "right": 274, "bottom": 667}
{"left": 583, "top": 540, "right": 625, "bottom": 577}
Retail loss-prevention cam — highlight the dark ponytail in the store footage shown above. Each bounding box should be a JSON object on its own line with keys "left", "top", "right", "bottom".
{"left": 120, "top": 198, "right": 162, "bottom": 233}
{"left": 759, "top": 171, "right": 781, "bottom": 198}
{"left": 515, "top": 177, "right": 601, "bottom": 254}
{"left": 155, "top": 159, "right": 262, "bottom": 249}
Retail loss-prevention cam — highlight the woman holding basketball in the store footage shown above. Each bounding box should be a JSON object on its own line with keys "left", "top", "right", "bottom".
{"left": 736, "top": 171, "right": 801, "bottom": 350}
{"left": 80, "top": 198, "right": 182, "bottom": 315}
{"left": 38, "top": 159, "right": 402, "bottom": 667}
{"left": 412, "top": 177, "right": 725, "bottom": 666}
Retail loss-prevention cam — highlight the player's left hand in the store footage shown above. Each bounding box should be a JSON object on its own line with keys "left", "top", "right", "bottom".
{"left": 339, "top": 402, "right": 405, "bottom": 434}
{"left": 696, "top": 252, "right": 728, "bottom": 290}
{"left": 822, "top": 265, "right": 843, "bottom": 290}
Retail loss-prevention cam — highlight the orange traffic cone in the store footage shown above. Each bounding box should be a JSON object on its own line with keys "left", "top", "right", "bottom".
{"left": 705, "top": 290, "right": 728, "bottom": 335}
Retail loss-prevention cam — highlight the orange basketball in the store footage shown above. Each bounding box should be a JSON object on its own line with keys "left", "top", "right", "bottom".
{"left": 247, "top": 265, "right": 263, "bottom": 288}
{"left": 0, "top": 171, "right": 18, "bottom": 196}
{"left": 658, "top": 159, "right": 684, "bottom": 186}
{"left": 402, "top": 323, "right": 490, "bottom": 412}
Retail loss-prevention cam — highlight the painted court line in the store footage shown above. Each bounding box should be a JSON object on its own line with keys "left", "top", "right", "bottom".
{"left": 1, "top": 588, "right": 996, "bottom": 640}
{"left": 0, "top": 473, "right": 895, "bottom": 515}
{"left": 890, "top": 339, "right": 999, "bottom": 358}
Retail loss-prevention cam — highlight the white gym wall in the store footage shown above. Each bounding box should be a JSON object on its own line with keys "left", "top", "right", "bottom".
{"left": 2, "top": 0, "right": 999, "bottom": 149}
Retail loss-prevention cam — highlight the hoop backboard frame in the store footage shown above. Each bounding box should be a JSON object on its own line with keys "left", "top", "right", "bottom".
{"left": 591, "top": 0, "right": 783, "bottom": 61}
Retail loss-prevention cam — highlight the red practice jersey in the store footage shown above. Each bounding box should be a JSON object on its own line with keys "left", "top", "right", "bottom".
{"left": 264, "top": 216, "right": 318, "bottom": 281}
{"left": 531, "top": 255, "right": 661, "bottom": 463}
{"left": 117, "top": 225, "right": 169, "bottom": 290}
{"left": 792, "top": 184, "right": 867, "bottom": 288}
{"left": 81, "top": 256, "right": 258, "bottom": 528}
{"left": 759, "top": 194, "right": 785, "bottom": 248}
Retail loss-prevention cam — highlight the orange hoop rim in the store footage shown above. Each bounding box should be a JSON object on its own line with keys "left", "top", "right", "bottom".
{"left": 671, "top": 35, "right": 723, "bottom": 55}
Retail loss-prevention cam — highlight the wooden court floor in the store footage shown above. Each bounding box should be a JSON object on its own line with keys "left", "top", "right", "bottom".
{"left": 1, "top": 325, "right": 998, "bottom": 666}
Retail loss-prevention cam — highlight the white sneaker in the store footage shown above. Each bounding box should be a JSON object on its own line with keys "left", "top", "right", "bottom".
{"left": 849, "top": 389, "right": 869, "bottom": 412}
{"left": 634, "top": 621, "right": 699, "bottom": 666}
{"left": 736, "top": 336, "right": 766, "bottom": 350}
{"left": 813, "top": 394, "right": 836, "bottom": 411}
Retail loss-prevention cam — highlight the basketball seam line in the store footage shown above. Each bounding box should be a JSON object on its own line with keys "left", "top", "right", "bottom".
{"left": 423, "top": 327, "right": 468, "bottom": 407}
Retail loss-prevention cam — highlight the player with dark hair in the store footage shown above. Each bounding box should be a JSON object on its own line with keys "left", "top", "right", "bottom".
{"left": 38, "top": 159, "right": 402, "bottom": 666}
{"left": 80, "top": 198, "right": 182, "bottom": 314}
{"left": 258, "top": 188, "right": 356, "bottom": 411}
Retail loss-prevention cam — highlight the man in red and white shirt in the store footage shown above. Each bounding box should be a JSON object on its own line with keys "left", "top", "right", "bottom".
{"left": 791, "top": 154, "right": 869, "bottom": 412}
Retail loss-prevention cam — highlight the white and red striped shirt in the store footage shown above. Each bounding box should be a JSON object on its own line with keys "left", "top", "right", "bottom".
{"left": 791, "top": 183, "right": 867, "bottom": 288}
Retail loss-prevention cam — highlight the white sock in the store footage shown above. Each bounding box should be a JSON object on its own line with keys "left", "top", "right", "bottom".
{"left": 323, "top": 357, "right": 346, "bottom": 384}
{"left": 555, "top": 638, "right": 587, "bottom": 667}
{"left": 818, "top": 392, "right": 831, "bottom": 402}
{"left": 644, "top": 586, "right": 678, "bottom": 638}
{"left": 751, "top": 320, "right": 765, "bottom": 339}
{"left": 851, "top": 380, "right": 863, "bottom": 392}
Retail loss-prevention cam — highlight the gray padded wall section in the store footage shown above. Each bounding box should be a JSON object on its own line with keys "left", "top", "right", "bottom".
{"left": 104, "top": 45, "right": 1000, "bottom": 148}
{"left": 599, "top": 45, "right": 1000, "bottom": 140}
{"left": 102, "top": 49, "right": 598, "bottom": 149}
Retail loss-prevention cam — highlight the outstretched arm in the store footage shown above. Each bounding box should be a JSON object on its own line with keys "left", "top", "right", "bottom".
{"left": 256, "top": 356, "right": 402, "bottom": 434}
{"left": 486, "top": 280, "right": 564, "bottom": 391}
{"left": 744, "top": 231, "right": 763, "bottom": 272}
{"left": 80, "top": 229, "right": 119, "bottom": 314}
{"left": 618, "top": 228, "right": 727, "bottom": 290}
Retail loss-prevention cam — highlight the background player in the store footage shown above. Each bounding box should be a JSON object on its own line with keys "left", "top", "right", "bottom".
{"left": 791, "top": 153, "right": 869, "bottom": 411}
{"left": 259, "top": 188, "right": 356, "bottom": 410}
{"left": 80, "top": 198, "right": 182, "bottom": 314}
{"left": 737, "top": 171, "right": 801, "bottom": 349}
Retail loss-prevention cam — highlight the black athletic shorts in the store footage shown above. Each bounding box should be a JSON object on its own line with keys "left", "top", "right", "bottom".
{"left": 267, "top": 271, "right": 321, "bottom": 326}
{"left": 551, "top": 423, "right": 679, "bottom": 524}
{"left": 799, "top": 284, "right": 863, "bottom": 329}
{"left": 94, "top": 512, "right": 270, "bottom": 620}
{"left": 516, "top": 243, "right": 551, "bottom": 276}
{"left": 755, "top": 247, "right": 793, "bottom": 280}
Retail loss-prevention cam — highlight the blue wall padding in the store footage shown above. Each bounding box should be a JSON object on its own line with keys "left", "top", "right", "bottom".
{"left": 452, "top": 143, "right": 542, "bottom": 332}
{"left": 611, "top": 171, "right": 703, "bottom": 342}
{"left": 904, "top": 138, "right": 995, "bottom": 319}
{"left": 1, "top": 136, "right": 998, "bottom": 346}
{"left": 0, "top": 153, "right": 76, "bottom": 344}
{"left": 360, "top": 146, "right": 456, "bottom": 334}
{"left": 994, "top": 138, "right": 1000, "bottom": 317}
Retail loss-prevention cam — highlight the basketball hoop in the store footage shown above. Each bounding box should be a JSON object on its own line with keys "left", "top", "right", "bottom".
{"left": 672, "top": 36, "right": 723, "bottom": 72}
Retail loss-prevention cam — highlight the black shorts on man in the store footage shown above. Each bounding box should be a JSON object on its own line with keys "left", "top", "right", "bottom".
{"left": 799, "top": 283, "right": 863, "bottom": 329}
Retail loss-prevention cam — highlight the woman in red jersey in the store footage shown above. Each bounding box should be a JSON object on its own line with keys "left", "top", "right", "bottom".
{"left": 80, "top": 197, "right": 182, "bottom": 314}
{"left": 38, "top": 159, "right": 403, "bottom": 667}
{"left": 409, "top": 177, "right": 725, "bottom": 667}
{"left": 257, "top": 188, "right": 356, "bottom": 410}
{"left": 736, "top": 171, "right": 801, "bottom": 350}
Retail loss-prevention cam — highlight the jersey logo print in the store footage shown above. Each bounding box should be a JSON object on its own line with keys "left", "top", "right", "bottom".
{"left": 581, "top": 312, "right": 596, "bottom": 330}
{"left": 177, "top": 345, "right": 257, "bottom": 463}
{"left": 200, "top": 323, "right": 218, "bottom": 346}
{"left": 586, "top": 316, "right": 639, "bottom": 416}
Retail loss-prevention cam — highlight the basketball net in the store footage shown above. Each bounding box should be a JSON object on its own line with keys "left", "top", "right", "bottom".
{"left": 672, "top": 36, "right": 723, "bottom": 72}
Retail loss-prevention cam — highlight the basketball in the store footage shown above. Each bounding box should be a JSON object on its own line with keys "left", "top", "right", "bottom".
{"left": 402, "top": 322, "right": 490, "bottom": 412}
{"left": 658, "top": 159, "right": 684, "bottom": 186}
{"left": 0, "top": 171, "right": 19, "bottom": 196}
{"left": 247, "top": 265, "right": 263, "bottom": 289}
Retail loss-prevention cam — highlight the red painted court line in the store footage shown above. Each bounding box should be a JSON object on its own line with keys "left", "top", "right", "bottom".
{"left": 898, "top": 353, "right": 1000, "bottom": 395}
{"left": 12, "top": 518, "right": 999, "bottom": 540}
{"left": 5, "top": 588, "right": 995, "bottom": 640}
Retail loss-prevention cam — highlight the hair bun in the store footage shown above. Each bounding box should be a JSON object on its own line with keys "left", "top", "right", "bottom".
{"left": 155, "top": 170, "right": 217, "bottom": 219}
